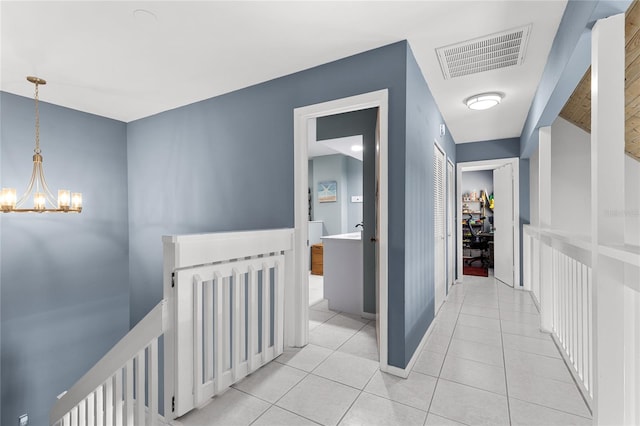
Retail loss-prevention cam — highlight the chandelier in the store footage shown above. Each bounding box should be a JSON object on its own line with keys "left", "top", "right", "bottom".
{"left": 0, "top": 77, "right": 82, "bottom": 213}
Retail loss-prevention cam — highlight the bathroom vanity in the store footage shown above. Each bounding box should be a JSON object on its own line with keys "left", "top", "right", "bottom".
{"left": 321, "top": 232, "right": 363, "bottom": 316}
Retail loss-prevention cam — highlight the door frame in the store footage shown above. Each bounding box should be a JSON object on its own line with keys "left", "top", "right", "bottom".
{"left": 456, "top": 157, "right": 520, "bottom": 286}
{"left": 292, "top": 89, "right": 390, "bottom": 370}
{"left": 446, "top": 158, "right": 455, "bottom": 291}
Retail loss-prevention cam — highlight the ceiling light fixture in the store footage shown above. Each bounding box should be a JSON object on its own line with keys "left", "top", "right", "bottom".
{"left": 351, "top": 145, "right": 363, "bottom": 152}
{"left": 465, "top": 93, "right": 503, "bottom": 111}
{"left": 0, "top": 77, "right": 82, "bottom": 213}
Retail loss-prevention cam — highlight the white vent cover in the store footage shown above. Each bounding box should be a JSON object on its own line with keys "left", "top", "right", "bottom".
{"left": 436, "top": 24, "right": 532, "bottom": 80}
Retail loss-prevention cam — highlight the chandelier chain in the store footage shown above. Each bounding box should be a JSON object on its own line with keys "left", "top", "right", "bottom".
{"left": 34, "top": 81, "right": 40, "bottom": 154}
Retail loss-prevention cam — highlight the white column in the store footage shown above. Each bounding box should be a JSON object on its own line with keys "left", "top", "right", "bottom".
{"left": 591, "top": 13, "right": 626, "bottom": 425}
{"left": 538, "top": 126, "right": 553, "bottom": 332}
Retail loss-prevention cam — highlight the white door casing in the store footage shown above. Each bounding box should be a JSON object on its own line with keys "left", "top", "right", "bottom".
{"left": 447, "top": 159, "right": 455, "bottom": 289}
{"left": 456, "top": 158, "right": 520, "bottom": 286}
{"left": 293, "top": 90, "right": 391, "bottom": 371}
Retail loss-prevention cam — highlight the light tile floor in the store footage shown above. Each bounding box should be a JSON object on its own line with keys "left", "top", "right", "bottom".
{"left": 174, "top": 274, "right": 592, "bottom": 426}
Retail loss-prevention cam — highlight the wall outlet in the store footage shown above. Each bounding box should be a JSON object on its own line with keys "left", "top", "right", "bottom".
{"left": 18, "top": 414, "right": 28, "bottom": 426}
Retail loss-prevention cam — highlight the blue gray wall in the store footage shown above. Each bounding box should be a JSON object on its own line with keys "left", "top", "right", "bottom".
{"left": 310, "top": 154, "right": 349, "bottom": 236}
{"left": 0, "top": 92, "right": 130, "bottom": 426}
{"left": 456, "top": 138, "right": 530, "bottom": 285}
{"left": 403, "top": 45, "right": 456, "bottom": 365}
{"left": 346, "top": 157, "right": 363, "bottom": 231}
{"left": 309, "top": 154, "right": 362, "bottom": 235}
{"left": 126, "top": 42, "right": 411, "bottom": 365}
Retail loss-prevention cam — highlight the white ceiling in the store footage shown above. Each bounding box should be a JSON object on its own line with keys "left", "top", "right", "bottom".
{"left": 309, "top": 135, "right": 363, "bottom": 161}
{"left": 0, "top": 1, "right": 567, "bottom": 144}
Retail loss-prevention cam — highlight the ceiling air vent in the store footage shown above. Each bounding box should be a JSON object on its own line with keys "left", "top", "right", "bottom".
{"left": 436, "top": 24, "right": 532, "bottom": 80}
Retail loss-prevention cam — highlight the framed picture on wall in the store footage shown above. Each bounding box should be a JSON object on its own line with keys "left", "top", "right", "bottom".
{"left": 318, "top": 180, "right": 337, "bottom": 203}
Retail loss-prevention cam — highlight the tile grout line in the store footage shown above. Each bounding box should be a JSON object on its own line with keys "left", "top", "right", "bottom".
{"left": 496, "top": 279, "right": 514, "bottom": 426}
{"left": 547, "top": 330, "right": 594, "bottom": 418}
{"left": 423, "top": 282, "right": 466, "bottom": 424}
{"left": 252, "top": 305, "right": 372, "bottom": 426}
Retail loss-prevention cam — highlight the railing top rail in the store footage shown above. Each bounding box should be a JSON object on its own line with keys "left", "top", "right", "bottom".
{"left": 523, "top": 225, "right": 592, "bottom": 252}
{"left": 599, "top": 243, "right": 640, "bottom": 269}
{"left": 50, "top": 300, "right": 166, "bottom": 425}
{"left": 164, "top": 228, "right": 294, "bottom": 270}
{"left": 525, "top": 225, "right": 640, "bottom": 269}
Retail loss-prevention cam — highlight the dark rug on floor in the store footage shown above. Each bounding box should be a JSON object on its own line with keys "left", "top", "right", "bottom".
{"left": 463, "top": 265, "right": 489, "bottom": 277}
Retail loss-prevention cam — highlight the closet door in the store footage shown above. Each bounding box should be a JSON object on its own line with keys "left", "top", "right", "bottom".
{"left": 434, "top": 144, "right": 446, "bottom": 312}
{"left": 493, "top": 163, "right": 515, "bottom": 287}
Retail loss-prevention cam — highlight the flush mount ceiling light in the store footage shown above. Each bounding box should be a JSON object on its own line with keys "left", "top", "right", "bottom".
{"left": 465, "top": 93, "right": 503, "bottom": 111}
{"left": 351, "top": 144, "right": 363, "bottom": 152}
{"left": 0, "top": 77, "right": 82, "bottom": 213}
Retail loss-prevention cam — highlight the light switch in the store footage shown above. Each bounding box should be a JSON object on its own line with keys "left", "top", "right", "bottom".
{"left": 351, "top": 195, "right": 363, "bottom": 203}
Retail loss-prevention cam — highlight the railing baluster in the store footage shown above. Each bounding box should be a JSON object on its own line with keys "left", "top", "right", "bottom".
{"left": 78, "top": 401, "right": 86, "bottom": 426}
{"left": 223, "top": 276, "right": 231, "bottom": 373}
{"left": 105, "top": 378, "right": 113, "bottom": 426}
{"left": 570, "top": 258, "right": 575, "bottom": 361}
{"left": 240, "top": 271, "right": 247, "bottom": 363}
{"left": 232, "top": 268, "right": 242, "bottom": 381}
{"left": 587, "top": 270, "right": 593, "bottom": 398}
{"left": 576, "top": 263, "right": 583, "bottom": 381}
{"left": 275, "top": 261, "right": 284, "bottom": 355}
{"left": 114, "top": 368, "right": 123, "bottom": 426}
{"left": 204, "top": 278, "right": 214, "bottom": 384}
{"left": 87, "top": 392, "right": 95, "bottom": 426}
{"left": 125, "top": 359, "right": 134, "bottom": 425}
{"left": 214, "top": 272, "right": 224, "bottom": 392}
{"left": 248, "top": 266, "right": 258, "bottom": 372}
{"left": 262, "top": 263, "right": 270, "bottom": 363}
{"left": 71, "top": 406, "right": 78, "bottom": 426}
{"left": 193, "top": 274, "right": 204, "bottom": 404}
{"left": 583, "top": 264, "right": 589, "bottom": 387}
{"left": 136, "top": 349, "right": 146, "bottom": 425}
{"left": 96, "top": 385, "right": 104, "bottom": 426}
{"left": 148, "top": 339, "right": 158, "bottom": 426}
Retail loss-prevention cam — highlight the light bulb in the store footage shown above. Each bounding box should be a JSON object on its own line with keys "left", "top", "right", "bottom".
{"left": 71, "top": 193, "right": 82, "bottom": 211}
{"left": 58, "top": 189, "right": 71, "bottom": 209}
{"left": 34, "top": 192, "right": 46, "bottom": 210}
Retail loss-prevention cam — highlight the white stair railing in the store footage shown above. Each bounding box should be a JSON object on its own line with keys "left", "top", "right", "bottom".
{"left": 50, "top": 228, "right": 295, "bottom": 425}
{"left": 523, "top": 226, "right": 593, "bottom": 403}
{"left": 50, "top": 300, "right": 167, "bottom": 426}
{"left": 523, "top": 224, "right": 640, "bottom": 421}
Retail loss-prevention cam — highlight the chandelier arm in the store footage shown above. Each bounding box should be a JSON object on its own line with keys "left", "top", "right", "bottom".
{"left": 37, "top": 161, "right": 58, "bottom": 207}
{"left": 15, "top": 163, "right": 39, "bottom": 208}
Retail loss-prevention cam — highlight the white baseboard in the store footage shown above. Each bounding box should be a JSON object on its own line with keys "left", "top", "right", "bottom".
{"left": 361, "top": 311, "right": 376, "bottom": 320}
{"left": 380, "top": 314, "right": 437, "bottom": 379}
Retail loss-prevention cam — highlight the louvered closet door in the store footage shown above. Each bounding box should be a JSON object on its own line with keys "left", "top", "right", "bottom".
{"left": 434, "top": 144, "right": 446, "bottom": 312}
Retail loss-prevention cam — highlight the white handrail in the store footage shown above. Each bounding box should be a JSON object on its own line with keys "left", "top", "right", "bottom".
{"left": 50, "top": 300, "right": 167, "bottom": 425}
{"left": 523, "top": 225, "right": 594, "bottom": 403}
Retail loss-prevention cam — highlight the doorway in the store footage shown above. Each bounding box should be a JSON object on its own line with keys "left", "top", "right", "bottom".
{"left": 456, "top": 158, "right": 520, "bottom": 287}
{"left": 292, "top": 90, "right": 390, "bottom": 370}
